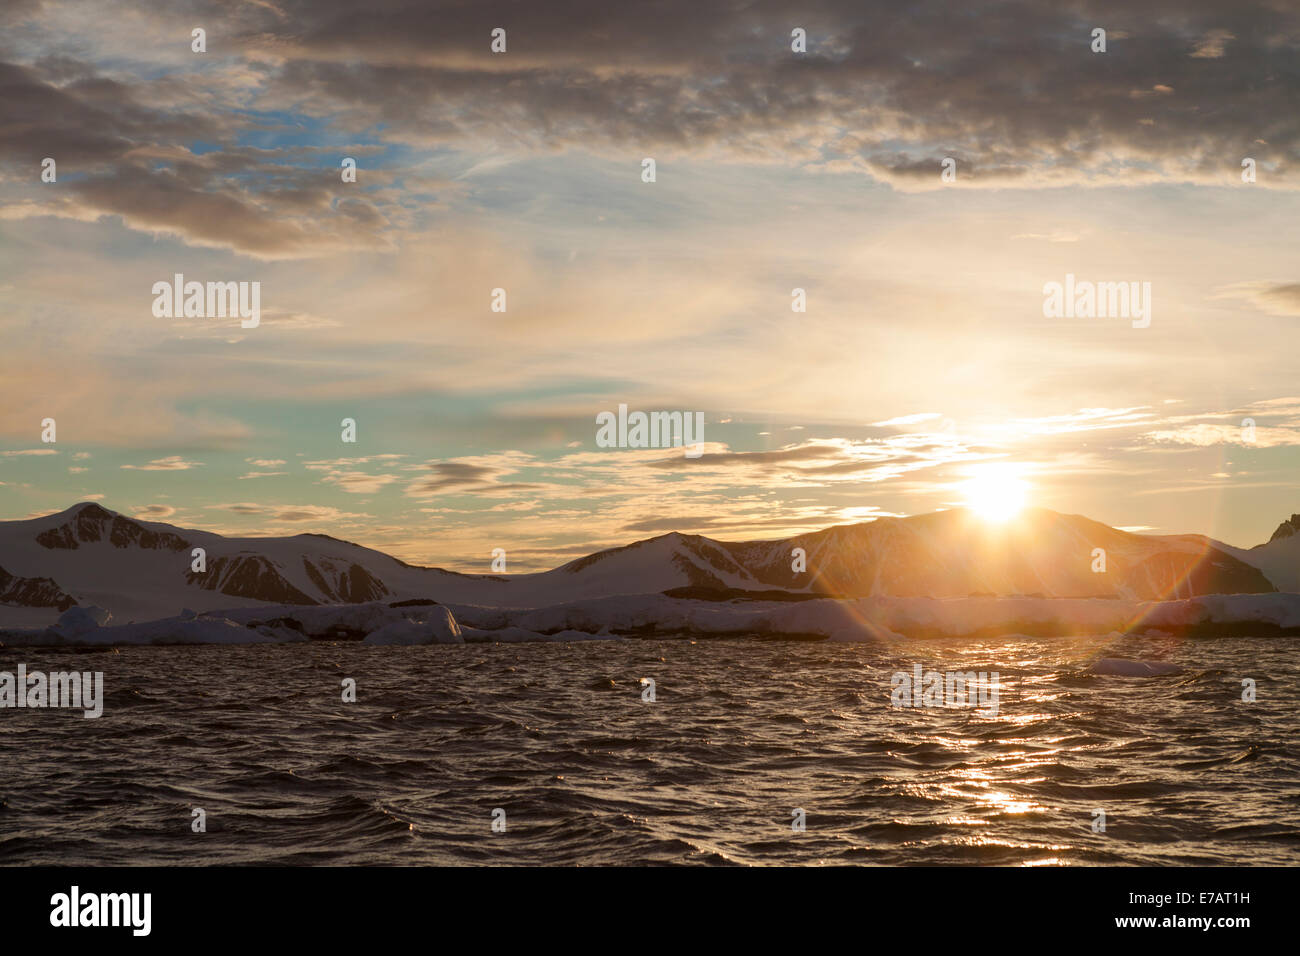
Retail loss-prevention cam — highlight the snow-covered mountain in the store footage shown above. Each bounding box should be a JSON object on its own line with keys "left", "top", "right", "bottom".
{"left": 1221, "top": 513, "right": 1300, "bottom": 594}
{"left": 0, "top": 502, "right": 1287, "bottom": 625}
{"left": 724, "top": 509, "right": 1277, "bottom": 600}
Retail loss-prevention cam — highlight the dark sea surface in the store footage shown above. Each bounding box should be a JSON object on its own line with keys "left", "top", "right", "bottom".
{"left": 2, "top": 634, "right": 1298, "bottom": 866}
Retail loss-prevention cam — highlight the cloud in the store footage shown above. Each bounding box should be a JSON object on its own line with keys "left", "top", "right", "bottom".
{"left": 986, "top": 407, "right": 1156, "bottom": 438}
{"left": 208, "top": 502, "right": 368, "bottom": 522}
{"left": 1144, "top": 423, "right": 1300, "bottom": 448}
{"left": 1219, "top": 281, "right": 1300, "bottom": 317}
{"left": 404, "top": 454, "right": 542, "bottom": 498}
{"left": 121, "top": 455, "right": 202, "bottom": 471}
{"left": 62, "top": 162, "right": 392, "bottom": 259}
{"left": 0, "top": 59, "right": 210, "bottom": 168}
{"left": 269, "top": 506, "right": 364, "bottom": 522}
{"left": 213, "top": 502, "right": 265, "bottom": 516}
{"left": 320, "top": 471, "right": 400, "bottom": 494}
{"left": 132, "top": 503, "right": 177, "bottom": 519}
{"left": 304, "top": 455, "right": 407, "bottom": 468}
{"left": 238, "top": 0, "right": 1300, "bottom": 191}
{"left": 0, "top": 58, "right": 406, "bottom": 258}
{"left": 302, "top": 456, "right": 407, "bottom": 494}
{"left": 872, "top": 412, "right": 942, "bottom": 427}
{"left": 617, "top": 509, "right": 897, "bottom": 535}
{"left": 1011, "top": 231, "right": 1081, "bottom": 243}
{"left": 2, "top": 0, "right": 1296, "bottom": 271}
{"left": 646, "top": 436, "right": 988, "bottom": 484}
{"left": 1190, "top": 28, "right": 1235, "bottom": 58}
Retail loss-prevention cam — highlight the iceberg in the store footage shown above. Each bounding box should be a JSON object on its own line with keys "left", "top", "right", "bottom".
{"left": 364, "top": 606, "right": 463, "bottom": 645}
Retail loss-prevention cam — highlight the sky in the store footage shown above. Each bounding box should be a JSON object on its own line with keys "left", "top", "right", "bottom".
{"left": 1, "top": 0, "right": 1298, "bottom": 571}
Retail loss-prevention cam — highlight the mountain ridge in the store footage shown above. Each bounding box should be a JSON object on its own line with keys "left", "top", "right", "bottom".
{"left": 0, "top": 501, "right": 1290, "bottom": 625}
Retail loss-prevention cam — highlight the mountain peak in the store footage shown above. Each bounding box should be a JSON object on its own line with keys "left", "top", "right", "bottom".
{"left": 68, "top": 501, "right": 116, "bottom": 520}
{"left": 1268, "top": 514, "right": 1300, "bottom": 543}
{"left": 29, "top": 501, "right": 120, "bottom": 525}
{"left": 27, "top": 502, "right": 187, "bottom": 553}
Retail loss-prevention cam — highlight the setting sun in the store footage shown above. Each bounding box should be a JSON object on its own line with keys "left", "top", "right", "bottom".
{"left": 961, "top": 464, "right": 1030, "bottom": 522}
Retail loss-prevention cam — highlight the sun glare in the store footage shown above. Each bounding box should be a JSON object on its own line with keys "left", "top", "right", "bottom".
{"left": 961, "top": 464, "right": 1030, "bottom": 522}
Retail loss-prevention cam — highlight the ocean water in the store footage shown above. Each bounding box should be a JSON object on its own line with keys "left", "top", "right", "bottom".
{"left": 2, "top": 634, "right": 1298, "bottom": 866}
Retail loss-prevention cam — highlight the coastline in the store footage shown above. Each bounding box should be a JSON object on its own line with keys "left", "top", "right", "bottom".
{"left": 6, "top": 590, "right": 1300, "bottom": 647}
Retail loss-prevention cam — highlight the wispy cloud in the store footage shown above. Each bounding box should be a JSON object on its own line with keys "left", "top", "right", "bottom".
{"left": 121, "top": 456, "right": 203, "bottom": 471}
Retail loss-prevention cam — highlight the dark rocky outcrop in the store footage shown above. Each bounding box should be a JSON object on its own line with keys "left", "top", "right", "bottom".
{"left": 186, "top": 554, "right": 317, "bottom": 605}
{"left": 1120, "top": 548, "right": 1275, "bottom": 600}
{"left": 302, "top": 557, "right": 390, "bottom": 604}
{"left": 0, "top": 564, "right": 77, "bottom": 610}
{"left": 1267, "top": 514, "right": 1300, "bottom": 544}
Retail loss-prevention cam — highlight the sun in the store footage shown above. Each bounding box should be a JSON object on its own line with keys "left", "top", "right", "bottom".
{"left": 960, "top": 463, "right": 1030, "bottom": 522}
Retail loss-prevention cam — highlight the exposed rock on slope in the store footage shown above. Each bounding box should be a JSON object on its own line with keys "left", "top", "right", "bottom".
{"left": 1267, "top": 514, "right": 1300, "bottom": 543}
{"left": 0, "top": 564, "right": 77, "bottom": 610}
{"left": 186, "top": 555, "right": 318, "bottom": 605}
